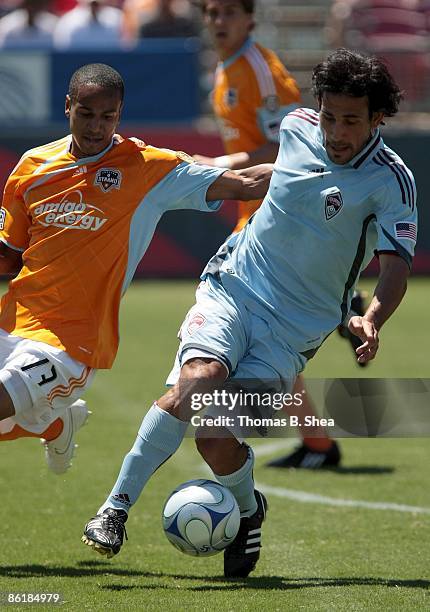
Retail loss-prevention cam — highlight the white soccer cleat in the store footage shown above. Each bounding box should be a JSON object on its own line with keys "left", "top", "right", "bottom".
{"left": 42, "top": 399, "right": 90, "bottom": 475}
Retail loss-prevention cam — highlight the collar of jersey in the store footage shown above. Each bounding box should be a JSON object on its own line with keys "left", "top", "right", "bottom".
{"left": 348, "top": 129, "right": 382, "bottom": 169}
{"left": 221, "top": 37, "right": 253, "bottom": 70}
{"left": 67, "top": 135, "right": 118, "bottom": 163}
{"left": 315, "top": 127, "right": 382, "bottom": 169}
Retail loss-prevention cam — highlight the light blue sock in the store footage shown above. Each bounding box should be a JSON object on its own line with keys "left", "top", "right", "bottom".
{"left": 98, "top": 404, "right": 188, "bottom": 514}
{"left": 214, "top": 446, "right": 257, "bottom": 517}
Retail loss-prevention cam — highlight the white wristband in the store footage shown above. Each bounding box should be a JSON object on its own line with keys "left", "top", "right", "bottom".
{"left": 213, "top": 155, "right": 232, "bottom": 169}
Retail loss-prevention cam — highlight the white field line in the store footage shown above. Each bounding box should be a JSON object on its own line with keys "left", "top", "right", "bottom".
{"left": 255, "top": 482, "right": 430, "bottom": 515}
{"left": 198, "top": 440, "right": 430, "bottom": 515}
{"left": 252, "top": 440, "right": 296, "bottom": 458}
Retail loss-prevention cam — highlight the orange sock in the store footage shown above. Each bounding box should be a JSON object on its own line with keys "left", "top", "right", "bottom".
{"left": 0, "top": 418, "right": 63, "bottom": 442}
{"left": 303, "top": 437, "right": 334, "bottom": 452}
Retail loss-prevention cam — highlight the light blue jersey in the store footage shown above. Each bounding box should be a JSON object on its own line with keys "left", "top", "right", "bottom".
{"left": 202, "top": 107, "right": 417, "bottom": 358}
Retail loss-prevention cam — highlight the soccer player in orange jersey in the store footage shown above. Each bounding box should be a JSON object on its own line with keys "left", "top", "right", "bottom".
{"left": 195, "top": 0, "right": 300, "bottom": 232}
{"left": 194, "top": 0, "right": 346, "bottom": 468}
{"left": 0, "top": 62, "right": 271, "bottom": 475}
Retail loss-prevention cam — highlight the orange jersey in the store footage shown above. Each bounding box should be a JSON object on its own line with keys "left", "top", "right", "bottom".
{"left": 212, "top": 38, "right": 301, "bottom": 231}
{"left": 0, "top": 136, "right": 223, "bottom": 368}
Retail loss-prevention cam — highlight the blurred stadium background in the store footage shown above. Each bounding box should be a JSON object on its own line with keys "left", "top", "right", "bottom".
{"left": 0, "top": 0, "right": 429, "bottom": 278}
{"left": 0, "top": 3, "right": 429, "bottom": 607}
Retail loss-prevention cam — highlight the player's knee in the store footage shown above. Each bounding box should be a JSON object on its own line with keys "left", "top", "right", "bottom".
{"left": 181, "top": 358, "right": 226, "bottom": 382}
{"left": 0, "top": 383, "right": 15, "bottom": 421}
{"left": 157, "top": 358, "right": 227, "bottom": 419}
{"left": 0, "top": 369, "right": 32, "bottom": 421}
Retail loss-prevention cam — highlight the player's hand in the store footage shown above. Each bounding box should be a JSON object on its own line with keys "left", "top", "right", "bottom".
{"left": 348, "top": 316, "right": 379, "bottom": 364}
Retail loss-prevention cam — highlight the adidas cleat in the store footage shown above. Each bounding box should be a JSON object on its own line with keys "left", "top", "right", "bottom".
{"left": 224, "top": 490, "right": 267, "bottom": 578}
{"left": 266, "top": 441, "right": 341, "bottom": 469}
{"left": 82, "top": 508, "right": 128, "bottom": 558}
{"left": 42, "top": 399, "right": 90, "bottom": 474}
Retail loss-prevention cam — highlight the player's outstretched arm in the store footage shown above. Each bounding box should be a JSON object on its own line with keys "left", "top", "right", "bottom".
{"left": 0, "top": 242, "right": 22, "bottom": 277}
{"left": 206, "top": 164, "right": 273, "bottom": 202}
{"left": 195, "top": 142, "right": 279, "bottom": 171}
{"left": 348, "top": 254, "right": 410, "bottom": 364}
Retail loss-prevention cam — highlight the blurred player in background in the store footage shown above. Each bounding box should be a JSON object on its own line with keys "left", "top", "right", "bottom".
{"left": 83, "top": 49, "right": 416, "bottom": 578}
{"left": 194, "top": 0, "right": 300, "bottom": 228}
{"left": 0, "top": 62, "right": 271, "bottom": 475}
{"left": 194, "top": 0, "right": 360, "bottom": 469}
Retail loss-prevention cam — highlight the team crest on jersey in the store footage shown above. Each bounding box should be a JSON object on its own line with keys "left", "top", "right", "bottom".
{"left": 220, "top": 121, "right": 240, "bottom": 141}
{"left": 325, "top": 191, "right": 344, "bottom": 220}
{"left": 224, "top": 88, "right": 238, "bottom": 107}
{"left": 0, "top": 207, "right": 6, "bottom": 230}
{"left": 94, "top": 168, "right": 122, "bottom": 193}
{"left": 187, "top": 312, "right": 206, "bottom": 335}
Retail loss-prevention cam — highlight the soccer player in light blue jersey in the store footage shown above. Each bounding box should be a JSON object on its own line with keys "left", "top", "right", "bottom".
{"left": 83, "top": 49, "right": 417, "bottom": 578}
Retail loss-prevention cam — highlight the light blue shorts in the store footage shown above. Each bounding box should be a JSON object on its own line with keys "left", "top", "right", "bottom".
{"left": 166, "top": 276, "right": 306, "bottom": 389}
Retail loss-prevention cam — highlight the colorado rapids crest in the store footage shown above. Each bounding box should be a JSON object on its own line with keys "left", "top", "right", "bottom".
{"left": 325, "top": 191, "right": 344, "bottom": 220}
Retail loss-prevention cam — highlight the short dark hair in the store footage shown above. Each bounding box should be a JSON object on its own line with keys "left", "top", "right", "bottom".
{"left": 312, "top": 49, "right": 402, "bottom": 117}
{"left": 68, "top": 63, "right": 124, "bottom": 104}
{"left": 198, "top": 0, "right": 254, "bottom": 14}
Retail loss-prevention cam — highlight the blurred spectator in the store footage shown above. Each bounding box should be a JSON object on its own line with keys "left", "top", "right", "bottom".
{"left": 52, "top": 1, "right": 78, "bottom": 15}
{"left": 0, "top": 0, "right": 22, "bottom": 19}
{"left": 51, "top": 0, "right": 123, "bottom": 14}
{"left": 139, "top": 0, "right": 198, "bottom": 38}
{"left": 0, "top": 0, "right": 57, "bottom": 48}
{"left": 328, "top": 0, "right": 430, "bottom": 105}
{"left": 53, "top": 0, "right": 123, "bottom": 48}
{"left": 329, "top": 0, "right": 427, "bottom": 50}
{"left": 121, "top": 0, "right": 162, "bottom": 42}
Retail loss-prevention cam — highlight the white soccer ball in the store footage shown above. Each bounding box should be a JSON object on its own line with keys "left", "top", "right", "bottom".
{"left": 162, "top": 479, "right": 240, "bottom": 557}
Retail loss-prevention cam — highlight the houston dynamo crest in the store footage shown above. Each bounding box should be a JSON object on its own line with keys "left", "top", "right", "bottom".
{"left": 325, "top": 191, "right": 344, "bottom": 220}
{"left": 95, "top": 168, "right": 122, "bottom": 193}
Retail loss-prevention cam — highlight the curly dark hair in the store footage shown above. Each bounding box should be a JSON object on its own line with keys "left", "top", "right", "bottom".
{"left": 68, "top": 64, "right": 124, "bottom": 104}
{"left": 197, "top": 0, "right": 254, "bottom": 14}
{"left": 312, "top": 49, "right": 402, "bottom": 117}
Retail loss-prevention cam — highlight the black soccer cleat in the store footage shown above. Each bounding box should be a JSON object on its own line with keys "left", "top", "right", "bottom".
{"left": 338, "top": 290, "right": 368, "bottom": 367}
{"left": 224, "top": 490, "right": 268, "bottom": 578}
{"left": 81, "top": 508, "right": 128, "bottom": 558}
{"left": 266, "top": 441, "right": 341, "bottom": 469}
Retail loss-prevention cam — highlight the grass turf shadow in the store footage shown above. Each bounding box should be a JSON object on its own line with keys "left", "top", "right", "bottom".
{"left": 2, "top": 564, "right": 428, "bottom": 593}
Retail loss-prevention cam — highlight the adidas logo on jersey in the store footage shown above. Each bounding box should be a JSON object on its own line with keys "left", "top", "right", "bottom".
{"left": 72, "top": 165, "right": 87, "bottom": 177}
{"left": 34, "top": 190, "right": 108, "bottom": 232}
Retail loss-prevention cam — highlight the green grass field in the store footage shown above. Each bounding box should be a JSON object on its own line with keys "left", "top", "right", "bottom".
{"left": 0, "top": 279, "right": 429, "bottom": 611}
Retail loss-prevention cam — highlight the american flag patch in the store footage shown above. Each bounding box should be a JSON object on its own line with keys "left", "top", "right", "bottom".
{"left": 394, "top": 222, "right": 417, "bottom": 241}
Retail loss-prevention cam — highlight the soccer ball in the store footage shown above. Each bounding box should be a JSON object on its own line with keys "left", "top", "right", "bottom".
{"left": 162, "top": 479, "right": 240, "bottom": 557}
